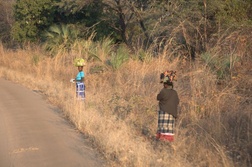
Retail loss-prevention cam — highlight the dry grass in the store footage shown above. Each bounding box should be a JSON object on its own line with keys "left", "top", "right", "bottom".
{"left": 0, "top": 42, "right": 251, "bottom": 167}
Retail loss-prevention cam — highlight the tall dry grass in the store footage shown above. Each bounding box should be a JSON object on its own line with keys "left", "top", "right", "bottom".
{"left": 0, "top": 40, "right": 251, "bottom": 167}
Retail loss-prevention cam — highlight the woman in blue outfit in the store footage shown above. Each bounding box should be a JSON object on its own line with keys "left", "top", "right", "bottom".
{"left": 71, "top": 58, "right": 85, "bottom": 100}
{"left": 75, "top": 66, "right": 85, "bottom": 83}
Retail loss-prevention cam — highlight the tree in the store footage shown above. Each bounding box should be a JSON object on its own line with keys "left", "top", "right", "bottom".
{"left": 0, "top": 0, "right": 15, "bottom": 44}
{"left": 55, "top": 0, "right": 111, "bottom": 40}
{"left": 11, "top": 0, "right": 252, "bottom": 56}
{"left": 11, "top": 0, "right": 57, "bottom": 42}
{"left": 57, "top": 0, "right": 152, "bottom": 50}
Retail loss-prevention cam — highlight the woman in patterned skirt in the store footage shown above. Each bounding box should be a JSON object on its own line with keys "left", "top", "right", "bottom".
{"left": 156, "top": 79, "right": 179, "bottom": 142}
{"left": 70, "top": 58, "right": 85, "bottom": 100}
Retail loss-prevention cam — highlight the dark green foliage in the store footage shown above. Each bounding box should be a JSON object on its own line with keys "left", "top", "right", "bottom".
{"left": 11, "top": 0, "right": 58, "bottom": 42}
{"left": 43, "top": 24, "right": 79, "bottom": 53}
{"left": 200, "top": 52, "right": 240, "bottom": 79}
{"left": 9, "top": 0, "right": 252, "bottom": 54}
{"left": 0, "top": 0, "right": 15, "bottom": 44}
{"left": 56, "top": 0, "right": 114, "bottom": 41}
{"left": 107, "top": 45, "right": 130, "bottom": 70}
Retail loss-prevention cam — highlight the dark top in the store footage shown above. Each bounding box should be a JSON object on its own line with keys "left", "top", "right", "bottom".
{"left": 157, "top": 88, "right": 179, "bottom": 118}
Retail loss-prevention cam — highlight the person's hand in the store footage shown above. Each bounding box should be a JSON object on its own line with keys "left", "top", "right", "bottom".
{"left": 70, "top": 79, "right": 75, "bottom": 83}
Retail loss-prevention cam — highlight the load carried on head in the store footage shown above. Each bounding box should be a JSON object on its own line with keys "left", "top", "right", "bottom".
{"left": 74, "top": 58, "right": 86, "bottom": 67}
{"left": 160, "top": 70, "right": 176, "bottom": 83}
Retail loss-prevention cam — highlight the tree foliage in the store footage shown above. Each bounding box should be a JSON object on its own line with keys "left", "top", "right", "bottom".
{"left": 0, "top": 0, "right": 15, "bottom": 44}
{"left": 11, "top": 0, "right": 57, "bottom": 42}
{"left": 9, "top": 0, "right": 252, "bottom": 54}
{"left": 43, "top": 24, "right": 79, "bottom": 53}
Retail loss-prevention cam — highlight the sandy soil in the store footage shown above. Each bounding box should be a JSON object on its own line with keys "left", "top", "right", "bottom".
{"left": 0, "top": 78, "right": 105, "bottom": 167}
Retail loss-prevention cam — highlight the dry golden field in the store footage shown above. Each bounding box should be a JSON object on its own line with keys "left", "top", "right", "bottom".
{"left": 0, "top": 42, "right": 251, "bottom": 167}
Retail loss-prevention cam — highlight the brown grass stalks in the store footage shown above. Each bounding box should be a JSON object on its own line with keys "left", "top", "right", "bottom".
{"left": 0, "top": 42, "right": 251, "bottom": 167}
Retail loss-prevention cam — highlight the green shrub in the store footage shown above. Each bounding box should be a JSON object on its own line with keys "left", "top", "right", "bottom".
{"left": 200, "top": 52, "right": 239, "bottom": 79}
{"left": 108, "top": 45, "right": 129, "bottom": 70}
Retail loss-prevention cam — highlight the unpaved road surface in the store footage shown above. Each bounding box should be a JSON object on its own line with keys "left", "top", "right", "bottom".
{"left": 0, "top": 78, "right": 105, "bottom": 167}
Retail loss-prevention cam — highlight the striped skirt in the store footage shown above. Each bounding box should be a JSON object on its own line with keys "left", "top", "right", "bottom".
{"left": 76, "top": 82, "right": 85, "bottom": 100}
{"left": 156, "top": 111, "right": 175, "bottom": 141}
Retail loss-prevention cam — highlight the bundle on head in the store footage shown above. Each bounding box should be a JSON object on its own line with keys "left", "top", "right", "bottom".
{"left": 160, "top": 70, "right": 176, "bottom": 83}
{"left": 74, "top": 58, "right": 86, "bottom": 67}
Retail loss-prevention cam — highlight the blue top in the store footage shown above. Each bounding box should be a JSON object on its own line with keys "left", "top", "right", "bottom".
{"left": 76, "top": 71, "right": 85, "bottom": 81}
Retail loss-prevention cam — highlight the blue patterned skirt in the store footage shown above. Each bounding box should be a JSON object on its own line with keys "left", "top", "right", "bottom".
{"left": 76, "top": 82, "right": 85, "bottom": 100}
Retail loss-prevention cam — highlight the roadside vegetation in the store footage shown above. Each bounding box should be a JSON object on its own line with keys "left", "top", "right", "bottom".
{"left": 0, "top": 0, "right": 251, "bottom": 166}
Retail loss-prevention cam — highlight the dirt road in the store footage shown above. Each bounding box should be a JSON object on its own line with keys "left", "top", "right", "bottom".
{"left": 0, "top": 78, "right": 105, "bottom": 167}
